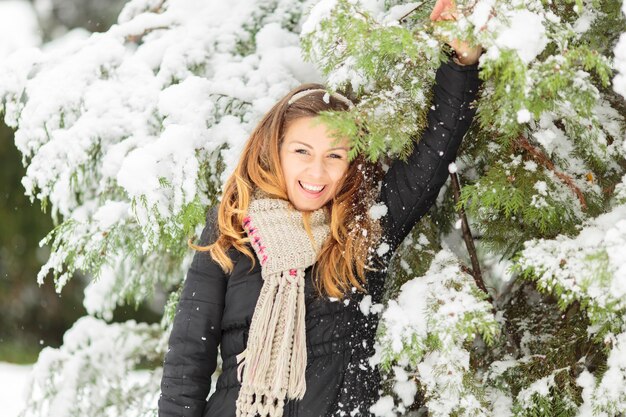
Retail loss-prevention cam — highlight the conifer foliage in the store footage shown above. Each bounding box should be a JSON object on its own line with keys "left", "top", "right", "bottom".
{"left": 1, "top": 0, "right": 625, "bottom": 416}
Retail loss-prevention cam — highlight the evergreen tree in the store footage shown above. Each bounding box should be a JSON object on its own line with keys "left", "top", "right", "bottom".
{"left": 1, "top": 0, "right": 625, "bottom": 416}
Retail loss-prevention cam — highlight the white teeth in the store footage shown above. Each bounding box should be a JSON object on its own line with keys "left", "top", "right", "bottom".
{"left": 300, "top": 181, "right": 324, "bottom": 192}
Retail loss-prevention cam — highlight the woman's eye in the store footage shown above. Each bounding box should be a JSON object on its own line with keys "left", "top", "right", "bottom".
{"left": 295, "top": 149, "right": 308, "bottom": 155}
{"left": 329, "top": 153, "right": 343, "bottom": 159}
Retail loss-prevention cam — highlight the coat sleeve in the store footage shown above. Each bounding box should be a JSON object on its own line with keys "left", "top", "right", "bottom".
{"left": 158, "top": 207, "right": 227, "bottom": 417}
{"left": 379, "top": 56, "right": 481, "bottom": 255}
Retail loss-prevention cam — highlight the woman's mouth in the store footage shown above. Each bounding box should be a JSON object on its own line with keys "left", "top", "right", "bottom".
{"left": 298, "top": 181, "right": 325, "bottom": 197}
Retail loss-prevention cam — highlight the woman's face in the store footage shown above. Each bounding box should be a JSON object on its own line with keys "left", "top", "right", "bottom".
{"left": 280, "top": 116, "right": 350, "bottom": 212}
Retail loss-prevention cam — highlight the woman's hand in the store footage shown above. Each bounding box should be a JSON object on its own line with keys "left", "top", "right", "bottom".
{"left": 430, "top": 0, "right": 482, "bottom": 66}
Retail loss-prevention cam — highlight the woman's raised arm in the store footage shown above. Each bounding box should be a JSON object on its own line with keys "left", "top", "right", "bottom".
{"left": 379, "top": 56, "right": 481, "bottom": 255}
{"left": 158, "top": 208, "right": 227, "bottom": 417}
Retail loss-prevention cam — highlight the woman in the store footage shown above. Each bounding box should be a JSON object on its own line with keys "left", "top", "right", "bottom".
{"left": 159, "top": 2, "right": 482, "bottom": 416}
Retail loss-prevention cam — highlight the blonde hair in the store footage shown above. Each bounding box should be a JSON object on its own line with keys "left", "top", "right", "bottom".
{"left": 190, "top": 83, "right": 384, "bottom": 299}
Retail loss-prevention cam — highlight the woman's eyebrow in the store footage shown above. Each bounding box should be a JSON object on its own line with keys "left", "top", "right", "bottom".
{"left": 290, "top": 140, "right": 349, "bottom": 151}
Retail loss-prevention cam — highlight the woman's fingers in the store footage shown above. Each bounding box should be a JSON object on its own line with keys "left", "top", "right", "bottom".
{"left": 429, "top": 0, "right": 483, "bottom": 65}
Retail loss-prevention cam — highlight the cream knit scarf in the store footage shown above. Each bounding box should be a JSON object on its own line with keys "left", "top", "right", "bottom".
{"left": 235, "top": 194, "right": 330, "bottom": 417}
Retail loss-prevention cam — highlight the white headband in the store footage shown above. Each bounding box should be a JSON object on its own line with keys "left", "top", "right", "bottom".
{"left": 287, "top": 88, "right": 355, "bottom": 109}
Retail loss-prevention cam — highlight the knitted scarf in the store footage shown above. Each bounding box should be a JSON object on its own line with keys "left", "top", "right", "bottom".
{"left": 235, "top": 194, "right": 330, "bottom": 417}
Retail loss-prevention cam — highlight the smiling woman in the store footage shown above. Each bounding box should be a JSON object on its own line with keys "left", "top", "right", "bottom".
{"left": 158, "top": 1, "right": 483, "bottom": 416}
{"left": 280, "top": 116, "right": 351, "bottom": 211}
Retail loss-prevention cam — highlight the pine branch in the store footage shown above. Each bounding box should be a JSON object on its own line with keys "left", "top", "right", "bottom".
{"left": 453, "top": 173, "right": 523, "bottom": 357}
{"left": 397, "top": 1, "right": 429, "bottom": 23}
{"left": 450, "top": 172, "right": 491, "bottom": 301}
{"left": 513, "top": 135, "right": 588, "bottom": 210}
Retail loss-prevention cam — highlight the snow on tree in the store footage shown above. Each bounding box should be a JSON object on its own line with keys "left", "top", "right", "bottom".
{"left": 1, "top": 0, "right": 625, "bottom": 416}
{"left": 0, "top": 0, "right": 41, "bottom": 58}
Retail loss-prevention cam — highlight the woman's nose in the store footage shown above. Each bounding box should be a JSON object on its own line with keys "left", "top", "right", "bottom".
{"left": 306, "top": 158, "right": 326, "bottom": 179}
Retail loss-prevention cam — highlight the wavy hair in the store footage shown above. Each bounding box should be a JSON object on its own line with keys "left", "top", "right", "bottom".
{"left": 190, "top": 83, "right": 384, "bottom": 299}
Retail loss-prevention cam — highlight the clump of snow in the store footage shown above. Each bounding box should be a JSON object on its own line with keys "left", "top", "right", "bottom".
{"left": 83, "top": 263, "right": 122, "bottom": 321}
{"left": 523, "top": 160, "right": 537, "bottom": 172}
{"left": 92, "top": 201, "right": 131, "bottom": 229}
{"left": 360, "top": 294, "right": 373, "bottom": 315}
{"left": 301, "top": 0, "right": 338, "bottom": 35}
{"left": 517, "top": 108, "right": 531, "bottom": 123}
{"left": 392, "top": 366, "right": 418, "bottom": 407}
{"left": 533, "top": 181, "right": 548, "bottom": 196}
{"left": 359, "top": 294, "right": 384, "bottom": 316}
{"left": 369, "top": 202, "right": 388, "bottom": 220}
{"left": 370, "top": 395, "right": 396, "bottom": 417}
{"left": 516, "top": 374, "right": 555, "bottom": 409}
{"left": 573, "top": 7, "right": 596, "bottom": 35}
{"left": 383, "top": 3, "right": 422, "bottom": 24}
{"left": 377, "top": 242, "right": 390, "bottom": 257}
{"left": 486, "top": 9, "right": 548, "bottom": 64}
{"left": 467, "top": 0, "right": 496, "bottom": 32}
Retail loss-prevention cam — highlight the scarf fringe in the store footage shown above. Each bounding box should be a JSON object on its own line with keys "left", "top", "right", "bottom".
{"left": 236, "top": 270, "right": 308, "bottom": 417}
{"left": 288, "top": 269, "right": 307, "bottom": 397}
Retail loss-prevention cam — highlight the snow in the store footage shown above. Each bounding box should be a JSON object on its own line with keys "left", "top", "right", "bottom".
{"left": 392, "top": 366, "right": 418, "bottom": 406}
{"left": 523, "top": 160, "right": 537, "bottom": 172}
{"left": 301, "top": 0, "right": 337, "bottom": 35}
{"left": 517, "top": 108, "right": 531, "bottom": 123}
{"left": 573, "top": 7, "right": 596, "bottom": 35}
{"left": 613, "top": 2, "right": 626, "bottom": 98}
{"left": 384, "top": 3, "right": 422, "bottom": 23}
{"left": 0, "top": 362, "right": 31, "bottom": 417}
{"left": 486, "top": 9, "right": 548, "bottom": 64}
{"left": 377, "top": 242, "right": 390, "bottom": 257}
{"left": 533, "top": 181, "right": 548, "bottom": 196}
{"left": 21, "top": 316, "right": 161, "bottom": 417}
{"left": 92, "top": 201, "right": 131, "bottom": 229}
{"left": 83, "top": 263, "right": 121, "bottom": 320}
{"left": 517, "top": 374, "right": 555, "bottom": 409}
{"left": 2, "top": 0, "right": 625, "bottom": 415}
{"left": 518, "top": 204, "right": 626, "bottom": 317}
{"left": 533, "top": 112, "right": 569, "bottom": 156}
{"left": 359, "top": 294, "right": 373, "bottom": 315}
{"left": 372, "top": 250, "right": 497, "bottom": 416}
{"left": 0, "top": 0, "right": 41, "bottom": 58}
{"left": 467, "top": 0, "right": 495, "bottom": 32}
{"left": 591, "top": 332, "right": 626, "bottom": 411}
{"left": 370, "top": 395, "right": 396, "bottom": 417}
{"left": 368, "top": 202, "right": 388, "bottom": 220}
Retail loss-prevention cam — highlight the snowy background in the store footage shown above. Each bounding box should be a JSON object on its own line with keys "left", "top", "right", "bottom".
{"left": 0, "top": 1, "right": 126, "bottom": 415}
{"left": 1, "top": 3, "right": 43, "bottom": 416}
{"left": 1, "top": 0, "right": 625, "bottom": 416}
{"left": 0, "top": 363, "right": 30, "bottom": 417}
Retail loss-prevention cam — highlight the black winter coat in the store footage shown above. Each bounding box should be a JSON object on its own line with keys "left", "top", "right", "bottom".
{"left": 158, "top": 57, "right": 481, "bottom": 417}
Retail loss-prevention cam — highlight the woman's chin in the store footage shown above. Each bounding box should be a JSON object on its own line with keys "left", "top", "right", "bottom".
{"left": 290, "top": 197, "right": 328, "bottom": 212}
